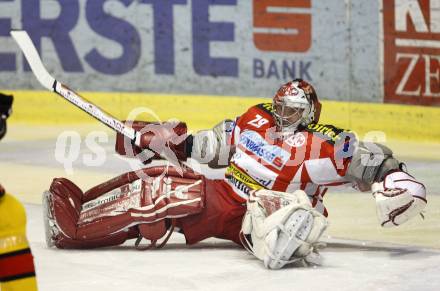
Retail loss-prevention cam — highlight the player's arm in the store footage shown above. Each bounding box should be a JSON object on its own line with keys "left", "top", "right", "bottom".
{"left": 115, "top": 119, "right": 236, "bottom": 168}
{"left": 345, "top": 141, "right": 427, "bottom": 227}
{"left": 188, "top": 119, "right": 236, "bottom": 168}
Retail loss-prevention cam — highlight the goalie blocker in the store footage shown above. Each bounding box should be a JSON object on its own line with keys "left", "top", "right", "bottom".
{"left": 44, "top": 166, "right": 246, "bottom": 249}
{"left": 115, "top": 119, "right": 234, "bottom": 167}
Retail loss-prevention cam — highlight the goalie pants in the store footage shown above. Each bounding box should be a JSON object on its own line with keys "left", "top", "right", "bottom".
{"left": 178, "top": 180, "right": 246, "bottom": 245}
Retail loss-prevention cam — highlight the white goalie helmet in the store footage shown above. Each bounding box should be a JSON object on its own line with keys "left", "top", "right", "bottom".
{"left": 272, "top": 79, "right": 321, "bottom": 135}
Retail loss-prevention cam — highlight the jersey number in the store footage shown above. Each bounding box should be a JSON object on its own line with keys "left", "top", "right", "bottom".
{"left": 248, "top": 114, "right": 269, "bottom": 128}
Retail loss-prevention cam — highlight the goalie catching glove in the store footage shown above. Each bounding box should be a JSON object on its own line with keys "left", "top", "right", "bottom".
{"left": 240, "top": 189, "right": 328, "bottom": 270}
{"left": 372, "top": 171, "right": 427, "bottom": 227}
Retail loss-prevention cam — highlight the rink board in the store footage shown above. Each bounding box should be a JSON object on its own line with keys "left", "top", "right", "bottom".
{"left": 0, "top": 0, "right": 382, "bottom": 102}
{"left": 0, "top": 1, "right": 438, "bottom": 105}
{"left": 4, "top": 90, "right": 440, "bottom": 143}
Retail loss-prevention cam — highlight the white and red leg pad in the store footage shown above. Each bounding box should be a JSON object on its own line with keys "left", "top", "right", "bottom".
{"left": 46, "top": 166, "right": 205, "bottom": 248}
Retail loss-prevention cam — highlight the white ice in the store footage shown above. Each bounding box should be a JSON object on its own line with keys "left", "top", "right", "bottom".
{"left": 2, "top": 129, "right": 438, "bottom": 291}
{"left": 25, "top": 203, "right": 440, "bottom": 291}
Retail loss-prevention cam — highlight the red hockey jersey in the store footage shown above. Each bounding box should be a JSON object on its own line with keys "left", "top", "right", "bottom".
{"left": 223, "top": 103, "right": 356, "bottom": 216}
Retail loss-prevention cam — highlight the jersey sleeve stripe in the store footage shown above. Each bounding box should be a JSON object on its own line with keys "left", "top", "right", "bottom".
{"left": 0, "top": 248, "right": 36, "bottom": 282}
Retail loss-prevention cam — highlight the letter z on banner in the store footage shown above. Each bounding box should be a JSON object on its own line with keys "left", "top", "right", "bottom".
{"left": 383, "top": 0, "right": 440, "bottom": 105}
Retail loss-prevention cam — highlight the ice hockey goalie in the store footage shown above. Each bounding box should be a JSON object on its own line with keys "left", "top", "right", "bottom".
{"left": 43, "top": 79, "right": 427, "bottom": 270}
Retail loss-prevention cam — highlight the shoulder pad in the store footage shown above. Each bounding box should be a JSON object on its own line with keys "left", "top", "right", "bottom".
{"left": 255, "top": 103, "right": 274, "bottom": 115}
{"left": 236, "top": 103, "right": 275, "bottom": 130}
{"left": 305, "top": 123, "right": 354, "bottom": 144}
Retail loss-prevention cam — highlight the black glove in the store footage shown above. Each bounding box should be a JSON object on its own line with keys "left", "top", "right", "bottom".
{"left": 0, "top": 92, "right": 13, "bottom": 140}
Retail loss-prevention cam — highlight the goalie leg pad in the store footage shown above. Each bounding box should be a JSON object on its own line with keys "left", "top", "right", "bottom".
{"left": 43, "top": 177, "right": 139, "bottom": 248}
{"left": 241, "top": 189, "right": 328, "bottom": 270}
{"left": 45, "top": 166, "right": 205, "bottom": 249}
{"left": 264, "top": 208, "right": 314, "bottom": 269}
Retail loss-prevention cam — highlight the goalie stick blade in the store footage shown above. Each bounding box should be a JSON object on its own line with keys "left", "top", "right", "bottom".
{"left": 10, "top": 30, "right": 55, "bottom": 91}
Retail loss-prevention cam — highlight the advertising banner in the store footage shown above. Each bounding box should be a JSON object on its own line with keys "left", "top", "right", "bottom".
{"left": 383, "top": 0, "right": 440, "bottom": 106}
{"left": 0, "top": 0, "right": 381, "bottom": 102}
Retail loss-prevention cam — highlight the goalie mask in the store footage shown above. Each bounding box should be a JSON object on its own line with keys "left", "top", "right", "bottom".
{"left": 0, "top": 93, "right": 13, "bottom": 141}
{"left": 272, "top": 79, "right": 321, "bottom": 135}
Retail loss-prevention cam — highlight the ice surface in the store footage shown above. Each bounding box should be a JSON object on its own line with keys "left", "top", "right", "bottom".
{"left": 1, "top": 125, "right": 439, "bottom": 290}
{"left": 25, "top": 203, "right": 440, "bottom": 291}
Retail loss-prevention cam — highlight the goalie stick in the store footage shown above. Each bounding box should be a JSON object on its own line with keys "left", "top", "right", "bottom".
{"left": 10, "top": 30, "right": 141, "bottom": 146}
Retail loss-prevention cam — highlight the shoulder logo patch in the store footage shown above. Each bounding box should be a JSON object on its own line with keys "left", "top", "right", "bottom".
{"left": 285, "top": 132, "right": 307, "bottom": 147}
